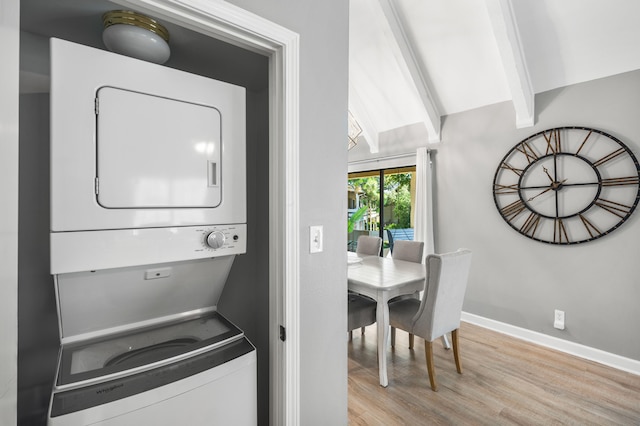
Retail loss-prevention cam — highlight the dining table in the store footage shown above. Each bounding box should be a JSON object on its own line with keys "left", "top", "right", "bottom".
{"left": 347, "top": 253, "right": 426, "bottom": 387}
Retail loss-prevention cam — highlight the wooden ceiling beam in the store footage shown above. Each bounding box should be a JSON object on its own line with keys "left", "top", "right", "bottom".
{"left": 485, "top": 0, "right": 535, "bottom": 128}
{"left": 377, "top": 0, "right": 441, "bottom": 143}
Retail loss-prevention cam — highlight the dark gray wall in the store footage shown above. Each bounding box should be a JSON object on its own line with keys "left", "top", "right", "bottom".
{"left": 18, "top": 93, "right": 59, "bottom": 425}
{"left": 218, "top": 87, "right": 270, "bottom": 422}
{"left": 18, "top": 31, "right": 270, "bottom": 425}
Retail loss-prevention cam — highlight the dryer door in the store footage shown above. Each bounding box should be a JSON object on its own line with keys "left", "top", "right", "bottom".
{"left": 96, "top": 87, "right": 222, "bottom": 209}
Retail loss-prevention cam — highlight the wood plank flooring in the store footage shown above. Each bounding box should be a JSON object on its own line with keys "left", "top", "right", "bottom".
{"left": 348, "top": 322, "right": 640, "bottom": 425}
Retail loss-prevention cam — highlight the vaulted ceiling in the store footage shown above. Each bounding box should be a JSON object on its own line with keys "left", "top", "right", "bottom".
{"left": 349, "top": 0, "right": 640, "bottom": 152}
{"left": 19, "top": 0, "right": 640, "bottom": 156}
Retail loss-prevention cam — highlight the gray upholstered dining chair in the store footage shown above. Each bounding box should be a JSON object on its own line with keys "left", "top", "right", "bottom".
{"left": 391, "top": 240, "right": 424, "bottom": 263}
{"left": 347, "top": 293, "right": 376, "bottom": 340}
{"left": 388, "top": 249, "right": 472, "bottom": 391}
{"left": 350, "top": 235, "right": 381, "bottom": 336}
{"left": 355, "top": 235, "right": 382, "bottom": 257}
{"left": 389, "top": 240, "right": 425, "bottom": 344}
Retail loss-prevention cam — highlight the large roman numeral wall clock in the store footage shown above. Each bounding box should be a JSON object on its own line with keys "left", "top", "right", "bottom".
{"left": 493, "top": 126, "right": 640, "bottom": 244}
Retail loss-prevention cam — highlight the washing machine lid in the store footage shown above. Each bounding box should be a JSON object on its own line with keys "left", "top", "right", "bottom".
{"left": 55, "top": 256, "right": 236, "bottom": 341}
{"left": 56, "top": 311, "right": 242, "bottom": 387}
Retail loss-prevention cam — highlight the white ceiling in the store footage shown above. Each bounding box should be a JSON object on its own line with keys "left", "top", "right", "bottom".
{"left": 349, "top": 0, "right": 640, "bottom": 151}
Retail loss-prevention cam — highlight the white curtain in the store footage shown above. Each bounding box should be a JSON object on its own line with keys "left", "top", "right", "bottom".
{"left": 414, "top": 147, "right": 434, "bottom": 259}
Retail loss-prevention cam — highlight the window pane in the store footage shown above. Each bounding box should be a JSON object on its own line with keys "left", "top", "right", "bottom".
{"left": 383, "top": 169, "right": 415, "bottom": 254}
{"left": 348, "top": 166, "right": 416, "bottom": 255}
{"left": 347, "top": 174, "right": 380, "bottom": 252}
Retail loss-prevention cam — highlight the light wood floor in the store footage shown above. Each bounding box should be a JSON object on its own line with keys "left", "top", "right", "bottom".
{"left": 348, "top": 322, "right": 640, "bottom": 425}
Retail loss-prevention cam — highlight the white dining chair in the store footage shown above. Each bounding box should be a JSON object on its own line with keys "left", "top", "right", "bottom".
{"left": 388, "top": 249, "right": 472, "bottom": 391}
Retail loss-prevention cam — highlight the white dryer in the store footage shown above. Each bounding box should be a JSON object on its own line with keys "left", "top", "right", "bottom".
{"left": 49, "top": 38, "right": 247, "bottom": 274}
{"left": 47, "top": 39, "right": 256, "bottom": 424}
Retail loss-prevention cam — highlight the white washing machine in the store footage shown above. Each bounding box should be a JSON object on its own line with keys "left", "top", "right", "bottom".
{"left": 48, "top": 259, "right": 257, "bottom": 425}
{"left": 47, "top": 39, "right": 256, "bottom": 424}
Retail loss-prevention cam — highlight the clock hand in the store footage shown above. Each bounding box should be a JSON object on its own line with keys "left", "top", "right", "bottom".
{"left": 527, "top": 179, "right": 568, "bottom": 201}
{"left": 561, "top": 181, "right": 599, "bottom": 187}
{"left": 527, "top": 186, "right": 553, "bottom": 201}
{"left": 543, "top": 166, "right": 554, "bottom": 183}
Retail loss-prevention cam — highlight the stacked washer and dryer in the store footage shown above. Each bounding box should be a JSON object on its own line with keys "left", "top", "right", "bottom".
{"left": 47, "top": 39, "right": 257, "bottom": 425}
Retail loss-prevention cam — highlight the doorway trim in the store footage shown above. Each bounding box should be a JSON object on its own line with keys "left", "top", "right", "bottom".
{"left": 115, "top": 1, "right": 300, "bottom": 424}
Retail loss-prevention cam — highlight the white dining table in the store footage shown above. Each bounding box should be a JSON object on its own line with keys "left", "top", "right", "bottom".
{"left": 347, "top": 254, "right": 425, "bottom": 387}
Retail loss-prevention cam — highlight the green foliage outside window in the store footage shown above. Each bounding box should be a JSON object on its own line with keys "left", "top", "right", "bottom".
{"left": 347, "top": 206, "right": 367, "bottom": 233}
{"left": 384, "top": 173, "right": 412, "bottom": 228}
{"left": 348, "top": 172, "right": 412, "bottom": 230}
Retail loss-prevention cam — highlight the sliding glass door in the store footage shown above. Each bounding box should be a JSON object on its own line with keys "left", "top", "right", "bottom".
{"left": 348, "top": 166, "right": 416, "bottom": 255}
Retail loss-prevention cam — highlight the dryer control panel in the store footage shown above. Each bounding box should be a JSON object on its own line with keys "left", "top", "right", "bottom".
{"left": 199, "top": 226, "right": 243, "bottom": 251}
{"left": 51, "top": 224, "right": 247, "bottom": 274}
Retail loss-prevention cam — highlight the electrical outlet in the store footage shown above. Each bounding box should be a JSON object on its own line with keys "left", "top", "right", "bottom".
{"left": 554, "top": 309, "right": 565, "bottom": 330}
{"left": 309, "top": 225, "right": 323, "bottom": 253}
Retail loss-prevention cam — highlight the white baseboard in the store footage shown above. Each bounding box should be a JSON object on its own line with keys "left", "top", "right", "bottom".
{"left": 461, "top": 312, "right": 640, "bottom": 376}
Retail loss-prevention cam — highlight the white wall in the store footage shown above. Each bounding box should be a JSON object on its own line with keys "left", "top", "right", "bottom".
{"left": 246, "top": 2, "right": 347, "bottom": 423}
{"left": 0, "top": 0, "right": 19, "bottom": 424}
{"left": 225, "top": 1, "right": 350, "bottom": 423}
{"left": 435, "top": 70, "right": 640, "bottom": 360}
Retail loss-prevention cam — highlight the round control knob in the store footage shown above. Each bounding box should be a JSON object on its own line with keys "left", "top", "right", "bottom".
{"left": 205, "top": 231, "right": 226, "bottom": 249}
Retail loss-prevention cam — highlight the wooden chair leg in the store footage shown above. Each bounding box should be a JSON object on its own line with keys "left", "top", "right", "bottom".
{"left": 452, "top": 328, "right": 462, "bottom": 374}
{"left": 409, "top": 333, "right": 414, "bottom": 349}
{"left": 390, "top": 327, "right": 396, "bottom": 347}
{"left": 360, "top": 326, "right": 365, "bottom": 334}
{"left": 424, "top": 340, "right": 438, "bottom": 391}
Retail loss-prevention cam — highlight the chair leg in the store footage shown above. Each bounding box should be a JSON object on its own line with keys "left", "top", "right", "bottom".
{"left": 441, "top": 334, "right": 451, "bottom": 349}
{"left": 424, "top": 340, "right": 438, "bottom": 391}
{"left": 452, "top": 328, "right": 462, "bottom": 374}
{"left": 349, "top": 330, "right": 353, "bottom": 341}
{"left": 390, "top": 327, "right": 396, "bottom": 347}
{"left": 361, "top": 326, "right": 365, "bottom": 334}
{"left": 409, "top": 333, "right": 414, "bottom": 349}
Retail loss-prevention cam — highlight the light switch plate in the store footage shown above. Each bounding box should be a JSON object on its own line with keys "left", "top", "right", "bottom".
{"left": 554, "top": 309, "right": 565, "bottom": 330}
{"left": 310, "top": 225, "right": 323, "bottom": 253}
